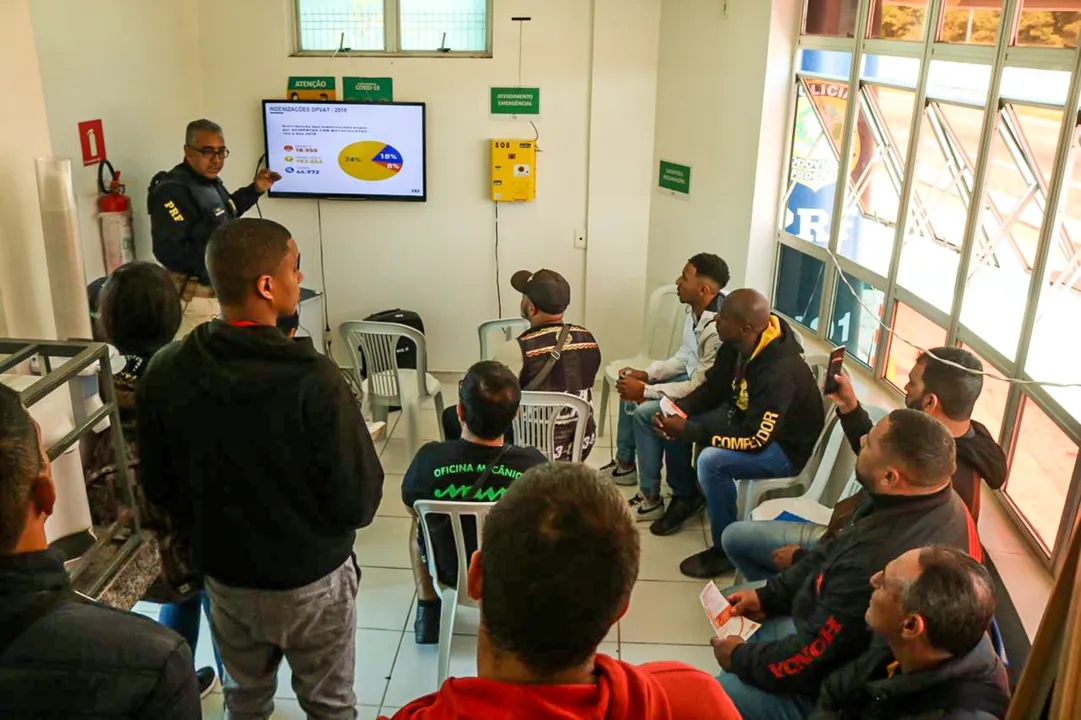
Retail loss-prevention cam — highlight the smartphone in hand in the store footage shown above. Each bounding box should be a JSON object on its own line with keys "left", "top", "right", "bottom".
{"left": 822, "top": 346, "right": 846, "bottom": 396}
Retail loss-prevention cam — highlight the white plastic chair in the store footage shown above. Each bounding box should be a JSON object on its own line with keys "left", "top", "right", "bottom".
{"left": 749, "top": 406, "right": 887, "bottom": 524}
{"left": 414, "top": 499, "right": 495, "bottom": 685}
{"left": 513, "top": 391, "right": 593, "bottom": 463}
{"left": 339, "top": 321, "right": 445, "bottom": 453}
{"left": 478, "top": 318, "right": 530, "bottom": 361}
{"left": 598, "top": 284, "right": 683, "bottom": 436}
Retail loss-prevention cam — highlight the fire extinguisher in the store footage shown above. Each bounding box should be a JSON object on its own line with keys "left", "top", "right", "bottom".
{"left": 97, "top": 159, "right": 135, "bottom": 274}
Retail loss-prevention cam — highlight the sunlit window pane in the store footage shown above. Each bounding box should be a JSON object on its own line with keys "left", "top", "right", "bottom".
{"left": 1015, "top": 1, "right": 1081, "bottom": 48}
{"left": 1005, "top": 397, "right": 1078, "bottom": 551}
{"left": 885, "top": 303, "right": 946, "bottom": 391}
{"left": 804, "top": 0, "right": 859, "bottom": 37}
{"left": 782, "top": 77, "right": 851, "bottom": 247}
{"left": 940, "top": 4, "right": 1002, "bottom": 45}
{"left": 399, "top": 0, "right": 488, "bottom": 52}
{"left": 861, "top": 54, "right": 920, "bottom": 87}
{"left": 829, "top": 273, "right": 885, "bottom": 367}
{"left": 961, "top": 344, "right": 1009, "bottom": 440}
{"left": 869, "top": 0, "right": 927, "bottom": 41}
{"left": 799, "top": 49, "right": 853, "bottom": 76}
{"left": 774, "top": 246, "right": 825, "bottom": 332}
{"left": 297, "top": 0, "right": 385, "bottom": 51}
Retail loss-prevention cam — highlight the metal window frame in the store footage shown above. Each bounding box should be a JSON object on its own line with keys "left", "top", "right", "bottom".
{"left": 779, "top": 0, "right": 1081, "bottom": 567}
{"left": 291, "top": 0, "right": 494, "bottom": 58}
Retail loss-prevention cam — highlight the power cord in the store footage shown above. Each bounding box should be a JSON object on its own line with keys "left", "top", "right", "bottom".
{"left": 823, "top": 243, "right": 1081, "bottom": 388}
{"left": 316, "top": 199, "right": 333, "bottom": 354}
{"left": 494, "top": 202, "right": 502, "bottom": 317}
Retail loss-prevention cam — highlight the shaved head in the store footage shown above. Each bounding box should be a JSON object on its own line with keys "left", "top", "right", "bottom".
{"left": 722, "top": 289, "right": 771, "bottom": 329}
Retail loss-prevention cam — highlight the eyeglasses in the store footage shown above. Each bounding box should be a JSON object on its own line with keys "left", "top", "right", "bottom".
{"left": 296, "top": 253, "right": 301, "bottom": 272}
{"left": 188, "top": 145, "right": 230, "bottom": 159}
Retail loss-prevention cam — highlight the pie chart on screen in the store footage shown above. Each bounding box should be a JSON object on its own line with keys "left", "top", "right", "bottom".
{"left": 338, "top": 141, "right": 404, "bottom": 182}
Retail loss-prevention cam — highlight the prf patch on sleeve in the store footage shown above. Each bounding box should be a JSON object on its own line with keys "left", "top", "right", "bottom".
{"left": 164, "top": 200, "right": 185, "bottom": 223}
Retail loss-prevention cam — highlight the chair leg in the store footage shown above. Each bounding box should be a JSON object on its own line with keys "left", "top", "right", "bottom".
{"left": 371, "top": 403, "right": 389, "bottom": 425}
{"left": 436, "top": 589, "right": 458, "bottom": 685}
{"left": 598, "top": 380, "right": 610, "bottom": 437}
{"left": 433, "top": 392, "right": 446, "bottom": 442}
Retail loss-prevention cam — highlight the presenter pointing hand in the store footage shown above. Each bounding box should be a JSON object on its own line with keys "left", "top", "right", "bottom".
{"left": 254, "top": 168, "right": 282, "bottom": 193}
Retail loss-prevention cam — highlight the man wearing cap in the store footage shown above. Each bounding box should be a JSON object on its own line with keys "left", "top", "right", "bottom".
{"left": 442, "top": 269, "right": 601, "bottom": 461}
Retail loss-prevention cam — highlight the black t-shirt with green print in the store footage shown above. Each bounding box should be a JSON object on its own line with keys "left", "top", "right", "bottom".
{"left": 403, "top": 439, "right": 547, "bottom": 587}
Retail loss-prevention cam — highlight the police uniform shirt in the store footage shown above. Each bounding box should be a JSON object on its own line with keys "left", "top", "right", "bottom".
{"left": 148, "top": 162, "right": 262, "bottom": 285}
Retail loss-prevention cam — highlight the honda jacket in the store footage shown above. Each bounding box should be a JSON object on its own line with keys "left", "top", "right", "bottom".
{"left": 138, "top": 320, "right": 384, "bottom": 590}
{"left": 812, "top": 636, "right": 1010, "bottom": 720}
{"left": 729, "top": 486, "right": 982, "bottom": 698}
{"left": 677, "top": 314, "right": 824, "bottom": 470}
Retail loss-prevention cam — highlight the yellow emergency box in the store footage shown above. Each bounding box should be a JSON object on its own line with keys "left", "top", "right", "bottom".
{"left": 490, "top": 139, "right": 536, "bottom": 202}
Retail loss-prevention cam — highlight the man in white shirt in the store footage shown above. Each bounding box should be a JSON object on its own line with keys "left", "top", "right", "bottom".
{"left": 600, "top": 254, "right": 728, "bottom": 526}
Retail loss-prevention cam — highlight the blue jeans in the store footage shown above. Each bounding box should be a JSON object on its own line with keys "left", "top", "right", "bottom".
{"left": 159, "top": 591, "right": 224, "bottom": 677}
{"left": 697, "top": 444, "right": 795, "bottom": 548}
{"left": 615, "top": 375, "right": 689, "bottom": 489}
{"left": 715, "top": 607, "right": 814, "bottom": 720}
{"left": 721, "top": 521, "right": 826, "bottom": 582}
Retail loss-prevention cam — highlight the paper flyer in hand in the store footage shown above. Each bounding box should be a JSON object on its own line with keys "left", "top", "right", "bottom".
{"left": 659, "top": 396, "right": 687, "bottom": 418}
{"left": 700, "top": 582, "right": 760, "bottom": 641}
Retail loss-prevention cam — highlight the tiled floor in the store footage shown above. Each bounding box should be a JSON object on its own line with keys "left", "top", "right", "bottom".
{"left": 135, "top": 373, "right": 733, "bottom": 718}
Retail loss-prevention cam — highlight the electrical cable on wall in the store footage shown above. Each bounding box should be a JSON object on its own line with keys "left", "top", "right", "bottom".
{"left": 494, "top": 202, "right": 502, "bottom": 317}
{"left": 316, "top": 199, "right": 332, "bottom": 353}
{"left": 821, "top": 243, "right": 1081, "bottom": 388}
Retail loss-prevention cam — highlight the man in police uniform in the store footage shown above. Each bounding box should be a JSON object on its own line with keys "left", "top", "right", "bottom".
{"left": 149, "top": 119, "right": 280, "bottom": 336}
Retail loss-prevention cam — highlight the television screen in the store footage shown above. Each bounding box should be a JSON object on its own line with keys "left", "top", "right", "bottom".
{"left": 262, "top": 100, "right": 426, "bottom": 201}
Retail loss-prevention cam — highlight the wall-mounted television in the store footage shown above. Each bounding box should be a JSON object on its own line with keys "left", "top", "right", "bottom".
{"left": 262, "top": 100, "right": 426, "bottom": 201}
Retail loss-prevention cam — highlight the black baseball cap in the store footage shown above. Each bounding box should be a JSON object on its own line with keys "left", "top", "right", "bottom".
{"left": 511, "top": 268, "right": 571, "bottom": 314}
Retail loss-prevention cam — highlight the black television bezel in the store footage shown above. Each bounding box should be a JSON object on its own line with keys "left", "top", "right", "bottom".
{"left": 261, "top": 99, "right": 427, "bottom": 202}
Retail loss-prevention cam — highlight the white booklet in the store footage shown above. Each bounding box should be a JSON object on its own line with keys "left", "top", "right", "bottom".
{"left": 700, "top": 582, "right": 761, "bottom": 641}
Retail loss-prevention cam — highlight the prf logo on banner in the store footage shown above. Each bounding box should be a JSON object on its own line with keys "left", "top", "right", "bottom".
{"left": 286, "top": 77, "right": 337, "bottom": 101}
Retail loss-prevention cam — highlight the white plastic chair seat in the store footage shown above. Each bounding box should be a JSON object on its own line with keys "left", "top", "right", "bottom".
{"left": 750, "top": 496, "right": 835, "bottom": 526}
{"left": 361, "top": 369, "right": 442, "bottom": 405}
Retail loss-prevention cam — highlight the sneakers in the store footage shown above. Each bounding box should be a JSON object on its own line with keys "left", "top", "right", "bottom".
{"left": 600, "top": 460, "right": 638, "bottom": 487}
{"left": 414, "top": 597, "right": 441, "bottom": 645}
{"left": 679, "top": 547, "right": 734, "bottom": 579}
{"left": 628, "top": 493, "right": 665, "bottom": 522}
{"left": 197, "top": 667, "right": 217, "bottom": 699}
{"left": 649, "top": 494, "right": 706, "bottom": 536}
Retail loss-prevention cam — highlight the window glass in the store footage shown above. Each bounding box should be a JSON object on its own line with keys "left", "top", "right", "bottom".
{"left": 804, "top": 0, "right": 859, "bottom": 37}
{"left": 774, "top": 245, "right": 825, "bottom": 332}
{"left": 961, "top": 344, "right": 1009, "bottom": 440}
{"left": 884, "top": 303, "right": 946, "bottom": 390}
{"left": 800, "top": 49, "right": 854, "bottom": 76}
{"left": 1005, "top": 397, "right": 1078, "bottom": 551}
{"left": 896, "top": 103, "right": 986, "bottom": 314}
{"left": 960, "top": 104, "right": 1064, "bottom": 361}
{"left": 861, "top": 54, "right": 920, "bottom": 87}
{"left": 399, "top": 0, "right": 487, "bottom": 51}
{"left": 1001, "top": 67, "right": 1071, "bottom": 106}
{"left": 940, "top": 4, "right": 1002, "bottom": 45}
{"left": 829, "top": 273, "right": 885, "bottom": 367}
{"left": 837, "top": 87, "right": 917, "bottom": 276}
{"left": 1015, "top": 2, "right": 1081, "bottom": 48}
{"left": 783, "top": 79, "right": 850, "bottom": 247}
{"left": 297, "top": 0, "right": 385, "bottom": 51}
{"left": 869, "top": 0, "right": 928, "bottom": 41}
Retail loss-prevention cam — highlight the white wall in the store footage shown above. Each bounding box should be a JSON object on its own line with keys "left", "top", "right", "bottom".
{"left": 29, "top": 0, "right": 205, "bottom": 280}
{"left": 0, "top": 0, "right": 57, "bottom": 338}
{"left": 646, "top": 0, "right": 799, "bottom": 297}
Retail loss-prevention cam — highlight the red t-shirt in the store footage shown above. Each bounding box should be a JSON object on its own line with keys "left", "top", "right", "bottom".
{"left": 382, "top": 654, "right": 740, "bottom": 720}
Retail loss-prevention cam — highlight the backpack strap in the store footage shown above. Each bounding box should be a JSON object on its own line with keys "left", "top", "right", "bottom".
{"left": 471, "top": 445, "right": 513, "bottom": 499}
{"left": 0, "top": 589, "right": 81, "bottom": 657}
{"left": 525, "top": 324, "right": 572, "bottom": 391}
{"left": 896, "top": 679, "right": 1010, "bottom": 718}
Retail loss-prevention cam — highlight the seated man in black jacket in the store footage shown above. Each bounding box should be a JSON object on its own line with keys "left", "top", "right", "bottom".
{"left": 812, "top": 545, "right": 1009, "bottom": 720}
{"left": 404, "top": 360, "right": 547, "bottom": 644}
{"left": 138, "top": 218, "right": 384, "bottom": 720}
{"left": 722, "top": 345, "right": 1007, "bottom": 582}
{"left": 653, "top": 289, "right": 825, "bottom": 578}
{"left": 710, "top": 409, "right": 983, "bottom": 720}
{"left": 0, "top": 385, "right": 199, "bottom": 719}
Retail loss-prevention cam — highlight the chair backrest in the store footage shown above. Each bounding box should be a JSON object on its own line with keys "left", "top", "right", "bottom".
{"left": 339, "top": 320, "right": 430, "bottom": 399}
{"left": 804, "top": 354, "right": 830, "bottom": 387}
{"left": 837, "top": 472, "right": 863, "bottom": 503}
{"left": 513, "top": 390, "right": 592, "bottom": 463}
{"left": 788, "top": 324, "right": 806, "bottom": 354}
{"left": 640, "top": 284, "right": 684, "bottom": 359}
{"left": 478, "top": 317, "right": 530, "bottom": 360}
{"left": 414, "top": 499, "right": 494, "bottom": 603}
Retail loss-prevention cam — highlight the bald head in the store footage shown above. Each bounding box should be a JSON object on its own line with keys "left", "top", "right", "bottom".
{"left": 723, "top": 289, "right": 771, "bottom": 329}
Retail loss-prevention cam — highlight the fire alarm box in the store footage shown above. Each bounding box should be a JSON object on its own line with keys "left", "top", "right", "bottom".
{"left": 491, "top": 139, "right": 536, "bottom": 202}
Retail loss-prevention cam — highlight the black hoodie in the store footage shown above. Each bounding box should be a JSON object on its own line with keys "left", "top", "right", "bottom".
{"left": 137, "top": 320, "right": 383, "bottom": 590}
{"left": 677, "top": 314, "right": 825, "bottom": 470}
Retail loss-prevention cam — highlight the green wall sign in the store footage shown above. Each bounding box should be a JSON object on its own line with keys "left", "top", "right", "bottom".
{"left": 343, "top": 77, "right": 394, "bottom": 102}
{"left": 491, "top": 87, "right": 540, "bottom": 115}
{"left": 659, "top": 160, "right": 691, "bottom": 195}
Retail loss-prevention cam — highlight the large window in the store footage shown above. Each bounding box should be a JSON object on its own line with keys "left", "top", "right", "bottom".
{"left": 777, "top": 1, "right": 1081, "bottom": 567}
{"left": 295, "top": 0, "right": 491, "bottom": 55}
